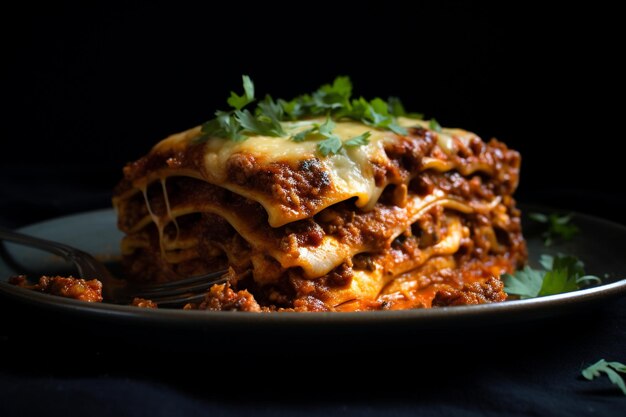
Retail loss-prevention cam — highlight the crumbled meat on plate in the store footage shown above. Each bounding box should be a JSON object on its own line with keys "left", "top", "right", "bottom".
{"left": 9, "top": 275, "right": 103, "bottom": 302}
{"left": 431, "top": 276, "right": 507, "bottom": 307}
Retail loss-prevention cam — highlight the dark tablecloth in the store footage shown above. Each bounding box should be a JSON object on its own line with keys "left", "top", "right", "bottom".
{"left": 0, "top": 168, "right": 624, "bottom": 417}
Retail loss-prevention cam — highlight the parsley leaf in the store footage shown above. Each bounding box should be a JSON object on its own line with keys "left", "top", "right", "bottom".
{"left": 529, "top": 212, "right": 580, "bottom": 246}
{"left": 289, "top": 118, "right": 330, "bottom": 142}
{"left": 388, "top": 96, "right": 424, "bottom": 119}
{"left": 366, "top": 98, "right": 408, "bottom": 135}
{"left": 368, "top": 98, "right": 390, "bottom": 124}
{"left": 278, "top": 77, "right": 415, "bottom": 137}
{"left": 540, "top": 258, "right": 581, "bottom": 295}
{"left": 315, "top": 118, "right": 343, "bottom": 155}
{"left": 318, "top": 135, "right": 343, "bottom": 156}
{"left": 501, "top": 266, "right": 544, "bottom": 299}
{"left": 344, "top": 131, "right": 371, "bottom": 147}
{"left": 335, "top": 96, "right": 409, "bottom": 135}
{"left": 235, "top": 109, "right": 285, "bottom": 137}
{"left": 311, "top": 76, "right": 353, "bottom": 112}
{"left": 582, "top": 359, "right": 626, "bottom": 395}
{"left": 503, "top": 254, "right": 601, "bottom": 299}
{"left": 388, "top": 96, "right": 406, "bottom": 117}
{"left": 388, "top": 121, "right": 409, "bottom": 135}
{"left": 199, "top": 77, "right": 286, "bottom": 141}
{"left": 227, "top": 75, "right": 255, "bottom": 110}
{"left": 292, "top": 117, "right": 371, "bottom": 155}
{"left": 198, "top": 75, "right": 426, "bottom": 155}
{"left": 429, "top": 118, "right": 442, "bottom": 133}
{"left": 279, "top": 96, "right": 311, "bottom": 120}
{"left": 200, "top": 111, "right": 245, "bottom": 141}
{"left": 291, "top": 126, "right": 318, "bottom": 142}
{"left": 318, "top": 117, "right": 336, "bottom": 136}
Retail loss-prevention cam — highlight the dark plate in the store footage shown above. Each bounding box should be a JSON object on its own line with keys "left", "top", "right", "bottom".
{"left": 0, "top": 207, "right": 625, "bottom": 336}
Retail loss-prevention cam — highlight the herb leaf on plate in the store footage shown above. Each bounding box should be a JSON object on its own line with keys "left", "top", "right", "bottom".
{"left": 501, "top": 266, "right": 544, "bottom": 299}
{"left": 503, "top": 254, "right": 600, "bottom": 299}
{"left": 529, "top": 212, "right": 580, "bottom": 246}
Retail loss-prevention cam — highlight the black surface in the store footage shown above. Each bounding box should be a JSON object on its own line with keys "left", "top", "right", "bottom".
{"left": 1, "top": 3, "right": 625, "bottom": 416}
{"left": 2, "top": 2, "right": 625, "bottom": 226}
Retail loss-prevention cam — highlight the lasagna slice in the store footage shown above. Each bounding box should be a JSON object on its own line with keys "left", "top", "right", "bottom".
{"left": 113, "top": 115, "right": 526, "bottom": 311}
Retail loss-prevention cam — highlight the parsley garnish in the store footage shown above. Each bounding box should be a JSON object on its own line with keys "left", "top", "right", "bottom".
{"left": 197, "top": 75, "right": 426, "bottom": 155}
{"left": 388, "top": 96, "right": 424, "bottom": 119}
{"left": 227, "top": 75, "right": 255, "bottom": 110}
{"left": 282, "top": 78, "right": 414, "bottom": 135}
{"left": 291, "top": 126, "right": 318, "bottom": 143}
{"left": 582, "top": 359, "right": 626, "bottom": 395}
{"left": 529, "top": 212, "right": 579, "bottom": 246}
{"left": 344, "top": 132, "right": 372, "bottom": 147}
{"left": 316, "top": 118, "right": 343, "bottom": 156}
{"left": 318, "top": 135, "right": 343, "bottom": 156}
{"left": 502, "top": 254, "right": 601, "bottom": 299}
{"left": 200, "top": 111, "right": 246, "bottom": 142}
{"left": 199, "top": 75, "right": 260, "bottom": 142}
{"left": 429, "top": 118, "right": 442, "bottom": 133}
{"left": 337, "top": 97, "right": 409, "bottom": 135}
{"left": 291, "top": 117, "right": 372, "bottom": 156}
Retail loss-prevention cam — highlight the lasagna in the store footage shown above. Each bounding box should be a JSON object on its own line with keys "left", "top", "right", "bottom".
{"left": 113, "top": 79, "right": 526, "bottom": 311}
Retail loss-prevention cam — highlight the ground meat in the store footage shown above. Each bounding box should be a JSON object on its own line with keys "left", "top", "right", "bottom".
{"left": 226, "top": 154, "right": 331, "bottom": 217}
{"left": 131, "top": 297, "right": 158, "bottom": 308}
{"left": 291, "top": 296, "right": 331, "bottom": 312}
{"left": 431, "top": 276, "right": 507, "bottom": 307}
{"left": 195, "top": 283, "right": 262, "bottom": 312}
{"left": 9, "top": 275, "right": 103, "bottom": 302}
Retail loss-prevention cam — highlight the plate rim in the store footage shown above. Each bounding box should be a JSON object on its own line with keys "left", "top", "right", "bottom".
{"left": 1, "top": 206, "right": 626, "bottom": 326}
{"left": 1, "top": 277, "right": 626, "bottom": 326}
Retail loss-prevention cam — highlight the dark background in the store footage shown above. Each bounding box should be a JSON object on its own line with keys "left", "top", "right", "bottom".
{"left": 1, "top": 2, "right": 624, "bottom": 227}
{"left": 1, "top": 3, "right": 625, "bottom": 417}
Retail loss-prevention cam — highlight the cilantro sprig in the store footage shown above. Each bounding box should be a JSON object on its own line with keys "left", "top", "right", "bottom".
{"left": 197, "top": 75, "right": 425, "bottom": 156}
{"left": 529, "top": 212, "right": 579, "bottom": 246}
{"left": 582, "top": 359, "right": 626, "bottom": 395}
{"left": 503, "top": 254, "right": 601, "bottom": 299}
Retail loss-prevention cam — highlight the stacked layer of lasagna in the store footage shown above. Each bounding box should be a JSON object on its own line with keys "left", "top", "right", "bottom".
{"left": 113, "top": 117, "right": 526, "bottom": 311}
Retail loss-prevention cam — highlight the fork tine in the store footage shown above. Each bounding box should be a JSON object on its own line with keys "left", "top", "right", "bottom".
{"left": 150, "top": 292, "right": 208, "bottom": 307}
{"left": 134, "top": 270, "right": 228, "bottom": 291}
{"left": 133, "top": 275, "right": 228, "bottom": 299}
{"left": 0, "top": 226, "right": 233, "bottom": 307}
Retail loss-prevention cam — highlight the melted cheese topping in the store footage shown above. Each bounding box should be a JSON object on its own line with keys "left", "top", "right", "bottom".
{"left": 147, "top": 117, "right": 481, "bottom": 227}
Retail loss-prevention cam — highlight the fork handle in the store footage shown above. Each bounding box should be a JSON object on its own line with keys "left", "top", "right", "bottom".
{"left": 0, "top": 226, "right": 81, "bottom": 261}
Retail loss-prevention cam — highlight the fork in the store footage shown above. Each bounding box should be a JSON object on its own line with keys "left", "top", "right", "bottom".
{"left": 0, "top": 226, "right": 229, "bottom": 307}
